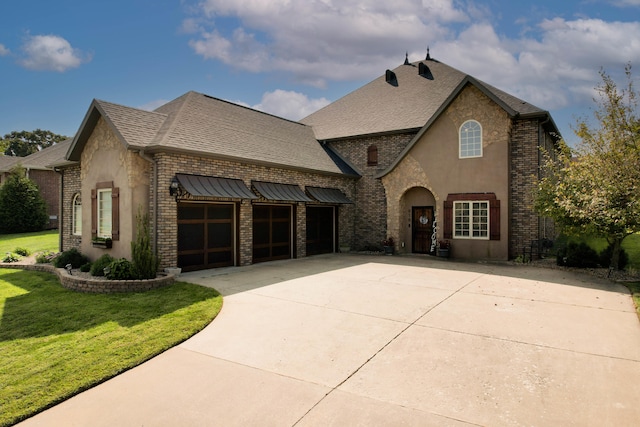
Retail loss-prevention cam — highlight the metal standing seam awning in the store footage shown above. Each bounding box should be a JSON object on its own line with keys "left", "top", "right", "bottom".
{"left": 176, "top": 174, "right": 257, "bottom": 199}
{"left": 306, "top": 186, "right": 353, "bottom": 204}
{"left": 252, "top": 181, "right": 312, "bottom": 202}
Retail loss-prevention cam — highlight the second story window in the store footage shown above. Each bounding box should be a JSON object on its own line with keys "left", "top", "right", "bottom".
{"left": 459, "top": 120, "right": 482, "bottom": 158}
{"left": 367, "top": 145, "right": 378, "bottom": 166}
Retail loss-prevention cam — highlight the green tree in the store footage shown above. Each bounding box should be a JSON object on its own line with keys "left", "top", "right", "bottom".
{"left": 535, "top": 64, "right": 640, "bottom": 270}
{"left": 2, "top": 129, "right": 68, "bottom": 157}
{"left": 0, "top": 166, "right": 49, "bottom": 233}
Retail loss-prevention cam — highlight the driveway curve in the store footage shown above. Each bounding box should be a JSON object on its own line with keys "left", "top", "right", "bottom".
{"left": 19, "top": 255, "right": 640, "bottom": 426}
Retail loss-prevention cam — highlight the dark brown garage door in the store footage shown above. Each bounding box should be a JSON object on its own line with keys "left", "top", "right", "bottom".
{"left": 178, "top": 203, "right": 235, "bottom": 271}
{"left": 306, "top": 206, "right": 335, "bottom": 256}
{"left": 253, "top": 205, "right": 292, "bottom": 263}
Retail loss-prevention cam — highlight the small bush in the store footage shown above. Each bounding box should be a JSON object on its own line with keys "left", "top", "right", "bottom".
{"left": 131, "top": 209, "right": 160, "bottom": 279}
{"left": 14, "top": 247, "right": 31, "bottom": 256}
{"left": 90, "top": 254, "right": 115, "bottom": 277}
{"left": 557, "top": 242, "right": 599, "bottom": 268}
{"left": 106, "top": 258, "right": 135, "bottom": 280}
{"left": 599, "top": 244, "right": 629, "bottom": 270}
{"left": 53, "top": 248, "right": 89, "bottom": 269}
{"left": 2, "top": 252, "right": 22, "bottom": 263}
{"left": 35, "top": 251, "right": 58, "bottom": 264}
{"left": 80, "top": 262, "right": 92, "bottom": 272}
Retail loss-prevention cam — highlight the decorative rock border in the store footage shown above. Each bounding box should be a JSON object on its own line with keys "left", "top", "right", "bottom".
{"left": 0, "top": 263, "right": 176, "bottom": 293}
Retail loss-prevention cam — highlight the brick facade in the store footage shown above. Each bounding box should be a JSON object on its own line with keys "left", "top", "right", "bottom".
{"left": 61, "top": 165, "right": 82, "bottom": 252}
{"left": 28, "top": 169, "right": 60, "bottom": 229}
{"left": 328, "top": 132, "right": 414, "bottom": 250}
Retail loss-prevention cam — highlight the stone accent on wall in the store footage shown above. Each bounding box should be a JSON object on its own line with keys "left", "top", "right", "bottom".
{"left": 381, "top": 154, "right": 437, "bottom": 253}
{"left": 328, "top": 132, "right": 414, "bottom": 250}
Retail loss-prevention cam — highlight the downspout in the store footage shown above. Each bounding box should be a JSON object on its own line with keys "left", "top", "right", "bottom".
{"left": 54, "top": 168, "right": 63, "bottom": 252}
{"left": 137, "top": 150, "right": 158, "bottom": 253}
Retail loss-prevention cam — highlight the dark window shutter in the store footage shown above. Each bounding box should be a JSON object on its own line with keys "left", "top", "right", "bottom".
{"left": 443, "top": 200, "right": 453, "bottom": 239}
{"left": 489, "top": 199, "right": 500, "bottom": 240}
{"left": 91, "top": 189, "right": 97, "bottom": 239}
{"left": 111, "top": 187, "right": 120, "bottom": 241}
{"left": 367, "top": 145, "right": 378, "bottom": 166}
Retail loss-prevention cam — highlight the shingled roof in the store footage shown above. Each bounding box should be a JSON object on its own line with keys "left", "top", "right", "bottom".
{"left": 67, "top": 91, "right": 348, "bottom": 176}
{"left": 1, "top": 139, "right": 73, "bottom": 171}
{"left": 301, "top": 58, "right": 551, "bottom": 141}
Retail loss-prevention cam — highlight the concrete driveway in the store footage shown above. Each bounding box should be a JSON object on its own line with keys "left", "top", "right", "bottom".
{"left": 19, "top": 255, "right": 640, "bottom": 426}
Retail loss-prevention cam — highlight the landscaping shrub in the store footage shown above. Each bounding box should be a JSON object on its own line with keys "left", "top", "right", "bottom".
{"left": 14, "top": 247, "right": 31, "bottom": 257}
{"left": 131, "top": 209, "right": 160, "bottom": 279}
{"left": 90, "top": 254, "right": 115, "bottom": 276}
{"left": 599, "top": 243, "right": 629, "bottom": 270}
{"left": 53, "top": 248, "right": 89, "bottom": 269}
{"left": 557, "top": 242, "right": 600, "bottom": 268}
{"left": 2, "top": 253, "right": 21, "bottom": 263}
{"left": 106, "top": 258, "right": 135, "bottom": 280}
{"left": 80, "top": 262, "right": 92, "bottom": 273}
{"left": 0, "top": 166, "right": 48, "bottom": 233}
{"left": 35, "top": 251, "right": 58, "bottom": 264}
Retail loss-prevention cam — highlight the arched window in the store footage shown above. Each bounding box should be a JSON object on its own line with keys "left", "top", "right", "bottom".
{"left": 367, "top": 145, "right": 378, "bottom": 166}
{"left": 459, "top": 120, "right": 482, "bottom": 158}
{"left": 72, "top": 193, "right": 82, "bottom": 236}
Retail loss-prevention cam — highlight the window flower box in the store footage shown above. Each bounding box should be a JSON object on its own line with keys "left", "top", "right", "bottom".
{"left": 92, "top": 237, "right": 112, "bottom": 249}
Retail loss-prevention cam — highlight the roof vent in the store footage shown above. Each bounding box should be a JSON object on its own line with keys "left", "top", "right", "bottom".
{"left": 385, "top": 69, "right": 398, "bottom": 87}
{"left": 419, "top": 62, "right": 434, "bottom": 80}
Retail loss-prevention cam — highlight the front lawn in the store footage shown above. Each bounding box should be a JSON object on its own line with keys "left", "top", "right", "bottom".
{"left": 0, "top": 230, "right": 58, "bottom": 255}
{"left": 0, "top": 269, "right": 222, "bottom": 426}
{"left": 555, "top": 233, "right": 640, "bottom": 270}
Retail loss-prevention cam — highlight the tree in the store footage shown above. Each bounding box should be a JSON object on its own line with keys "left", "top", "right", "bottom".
{"left": 2, "top": 129, "right": 68, "bottom": 157}
{"left": 0, "top": 166, "right": 49, "bottom": 233}
{"left": 535, "top": 64, "right": 640, "bottom": 270}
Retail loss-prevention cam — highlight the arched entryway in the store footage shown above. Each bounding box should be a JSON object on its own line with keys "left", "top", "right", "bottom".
{"left": 400, "top": 187, "right": 437, "bottom": 254}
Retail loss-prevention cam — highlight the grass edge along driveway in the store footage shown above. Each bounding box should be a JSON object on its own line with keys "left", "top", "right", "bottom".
{"left": 0, "top": 268, "right": 222, "bottom": 427}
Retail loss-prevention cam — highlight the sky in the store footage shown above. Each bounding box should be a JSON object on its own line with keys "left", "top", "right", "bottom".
{"left": 1, "top": 0, "right": 639, "bottom": 147}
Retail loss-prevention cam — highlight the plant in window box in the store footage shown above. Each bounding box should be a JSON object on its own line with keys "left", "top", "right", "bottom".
{"left": 437, "top": 240, "right": 451, "bottom": 258}
{"left": 92, "top": 237, "right": 112, "bottom": 249}
{"left": 382, "top": 237, "right": 395, "bottom": 255}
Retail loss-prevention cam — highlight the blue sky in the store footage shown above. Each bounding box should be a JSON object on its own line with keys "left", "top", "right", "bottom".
{"left": 1, "top": 0, "right": 639, "bottom": 146}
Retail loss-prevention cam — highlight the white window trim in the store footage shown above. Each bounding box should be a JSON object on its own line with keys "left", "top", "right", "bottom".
{"left": 453, "top": 200, "right": 490, "bottom": 240}
{"left": 72, "top": 193, "right": 82, "bottom": 236}
{"left": 97, "top": 188, "right": 112, "bottom": 238}
{"left": 459, "top": 120, "right": 483, "bottom": 159}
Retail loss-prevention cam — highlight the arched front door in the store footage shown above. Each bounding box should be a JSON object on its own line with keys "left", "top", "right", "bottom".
{"left": 412, "top": 206, "right": 434, "bottom": 254}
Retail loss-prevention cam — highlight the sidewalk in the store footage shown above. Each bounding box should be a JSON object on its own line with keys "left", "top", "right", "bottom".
{"left": 18, "top": 255, "right": 640, "bottom": 426}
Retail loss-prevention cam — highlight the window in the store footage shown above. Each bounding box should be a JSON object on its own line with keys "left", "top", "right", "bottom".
{"left": 91, "top": 181, "right": 119, "bottom": 241}
{"left": 97, "top": 189, "right": 112, "bottom": 238}
{"left": 454, "top": 201, "right": 488, "bottom": 239}
{"left": 459, "top": 120, "right": 482, "bottom": 158}
{"left": 72, "top": 194, "right": 82, "bottom": 236}
{"left": 367, "top": 145, "right": 378, "bottom": 166}
{"left": 443, "top": 193, "right": 500, "bottom": 240}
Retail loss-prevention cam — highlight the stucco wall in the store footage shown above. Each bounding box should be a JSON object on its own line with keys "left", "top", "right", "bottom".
{"left": 382, "top": 84, "right": 511, "bottom": 260}
{"left": 79, "top": 117, "right": 151, "bottom": 261}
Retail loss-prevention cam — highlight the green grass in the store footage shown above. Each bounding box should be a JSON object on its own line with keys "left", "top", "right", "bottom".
{"left": 627, "top": 282, "right": 640, "bottom": 322}
{"left": 0, "top": 230, "right": 59, "bottom": 256}
{"left": 0, "top": 269, "right": 222, "bottom": 426}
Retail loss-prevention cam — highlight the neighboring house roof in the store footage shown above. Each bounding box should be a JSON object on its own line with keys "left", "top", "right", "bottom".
{"left": 67, "top": 91, "right": 349, "bottom": 176}
{"left": 0, "top": 139, "right": 73, "bottom": 172}
{"left": 300, "top": 58, "right": 552, "bottom": 141}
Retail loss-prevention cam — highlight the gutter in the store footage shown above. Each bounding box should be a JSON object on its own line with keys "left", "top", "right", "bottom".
{"left": 136, "top": 150, "right": 158, "bottom": 253}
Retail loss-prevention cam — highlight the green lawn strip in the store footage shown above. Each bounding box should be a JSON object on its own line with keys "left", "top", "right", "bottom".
{"left": 0, "top": 230, "right": 59, "bottom": 255}
{"left": 0, "top": 269, "right": 222, "bottom": 427}
{"left": 627, "top": 282, "right": 640, "bottom": 322}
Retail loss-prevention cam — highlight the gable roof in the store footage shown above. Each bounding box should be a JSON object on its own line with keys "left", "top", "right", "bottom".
{"left": 67, "top": 91, "right": 348, "bottom": 176}
{"left": 300, "top": 58, "right": 551, "bottom": 141}
{"left": 1, "top": 139, "right": 74, "bottom": 172}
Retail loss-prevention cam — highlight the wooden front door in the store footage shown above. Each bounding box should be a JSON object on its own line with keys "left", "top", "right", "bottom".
{"left": 412, "top": 206, "right": 434, "bottom": 254}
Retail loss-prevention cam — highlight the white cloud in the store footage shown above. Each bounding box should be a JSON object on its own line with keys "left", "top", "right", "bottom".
{"left": 19, "top": 35, "right": 90, "bottom": 72}
{"left": 0, "top": 44, "right": 9, "bottom": 56}
{"left": 250, "top": 90, "right": 330, "bottom": 120}
{"left": 138, "top": 99, "right": 170, "bottom": 111}
{"left": 609, "top": 0, "right": 640, "bottom": 6}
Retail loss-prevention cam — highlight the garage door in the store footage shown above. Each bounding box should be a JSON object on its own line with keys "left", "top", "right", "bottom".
{"left": 178, "top": 203, "right": 235, "bottom": 271}
{"left": 306, "top": 206, "right": 335, "bottom": 255}
{"left": 253, "top": 205, "right": 292, "bottom": 263}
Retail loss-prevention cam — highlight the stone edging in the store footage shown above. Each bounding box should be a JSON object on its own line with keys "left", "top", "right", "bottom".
{"left": 0, "top": 263, "right": 176, "bottom": 293}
